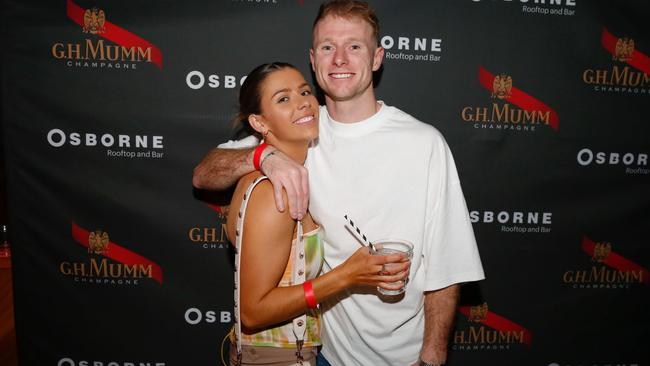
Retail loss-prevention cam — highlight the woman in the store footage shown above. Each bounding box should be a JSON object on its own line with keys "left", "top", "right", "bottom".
{"left": 226, "top": 62, "right": 408, "bottom": 366}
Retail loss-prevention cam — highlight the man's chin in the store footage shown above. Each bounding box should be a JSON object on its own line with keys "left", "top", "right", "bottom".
{"left": 325, "top": 91, "right": 356, "bottom": 102}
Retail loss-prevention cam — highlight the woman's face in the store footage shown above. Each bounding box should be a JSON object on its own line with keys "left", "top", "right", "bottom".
{"left": 256, "top": 68, "right": 319, "bottom": 144}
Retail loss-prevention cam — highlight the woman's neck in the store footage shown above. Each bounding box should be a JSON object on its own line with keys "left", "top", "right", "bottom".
{"left": 265, "top": 138, "right": 309, "bottom": 165}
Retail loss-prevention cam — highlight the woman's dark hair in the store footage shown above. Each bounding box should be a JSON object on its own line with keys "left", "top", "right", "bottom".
{"left": 235, "top": 62, "right": 298, "bottom": 136}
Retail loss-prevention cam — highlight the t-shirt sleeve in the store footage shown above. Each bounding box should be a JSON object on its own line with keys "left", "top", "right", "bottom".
{"left": 217, "top": 135, "right": 260, "bottom": 149}
{"left": 422, "top": 136, "right": 485, "bottom": 291}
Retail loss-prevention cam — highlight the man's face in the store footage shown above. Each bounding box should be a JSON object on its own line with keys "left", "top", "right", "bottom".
{"left": 310, "top": 15, "right": 383, "bottom": 103}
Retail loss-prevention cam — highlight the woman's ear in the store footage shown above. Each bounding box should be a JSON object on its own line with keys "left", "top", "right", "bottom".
{"left": 248, "top": 114, "right": 266, "bottom": 135}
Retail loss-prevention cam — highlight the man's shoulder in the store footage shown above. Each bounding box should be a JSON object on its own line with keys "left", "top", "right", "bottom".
{"left": 217, "top": 135, "right": 260, "bottom": 149}
{"left": 384, "top": 104, "right": 445, "bottom": 142}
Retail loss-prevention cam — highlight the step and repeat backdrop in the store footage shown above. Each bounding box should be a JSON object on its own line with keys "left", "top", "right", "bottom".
{"left": 3, "top": 0, "right": 649, "bottom": 365}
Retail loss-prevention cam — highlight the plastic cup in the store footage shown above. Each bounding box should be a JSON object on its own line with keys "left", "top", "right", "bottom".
{"left": 371, "top": 239, "right": 413, "bottom": 295}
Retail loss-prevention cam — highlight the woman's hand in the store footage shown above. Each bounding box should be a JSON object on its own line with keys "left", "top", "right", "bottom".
{"left": 338, "top": 246, "right": 410, "bottom": 291}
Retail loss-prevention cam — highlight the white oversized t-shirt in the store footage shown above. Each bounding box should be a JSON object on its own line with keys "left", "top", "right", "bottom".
{"left": 306, "top": 103, "right": 484, "bottom": 366}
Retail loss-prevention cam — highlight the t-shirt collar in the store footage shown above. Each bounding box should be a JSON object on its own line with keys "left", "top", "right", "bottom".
{"left": 324, "top": 101, "right": 387, "bottom": 137}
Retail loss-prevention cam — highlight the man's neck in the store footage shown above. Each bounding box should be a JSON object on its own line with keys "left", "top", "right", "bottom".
{"left": 324, "top": 92, "right": 380, "bottom": 123}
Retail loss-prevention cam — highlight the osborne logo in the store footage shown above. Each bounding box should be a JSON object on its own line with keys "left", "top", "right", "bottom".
{"left": 460, "top": 66, "right": 559, "bottom": 132}
{"left": 231, "top": 0, "right": 279, "bottom": 4}
{"left": 380, "top": 35, "right": 443, "bottom": 63}
{"left": 46, "top": 128, "right": 165, "bottom": 160}
{"left": 230, "top": 0, "right": 307, "bottom": 6}
{"left": 184, "top": 307, "right": 232, "bottom": 325}
{"left": 548, "top": 363, "right": 639, "bottom": 366}
{"left": 57, "top": 358, "right": 165, "bottom": 366}
{"left": 472, "top": 0, "right": 577, "bottom": 16}
{"left": 576, "top": 148, "right": 648, "bottom": 175}
{"left": 472, "top": 0, "right": 576, "bottom": 4}
{"left": 185, "top": 71, "right": 247, "bottom": 90}
{"left": 469, "top": 210, "right": 553, "bottom": 234}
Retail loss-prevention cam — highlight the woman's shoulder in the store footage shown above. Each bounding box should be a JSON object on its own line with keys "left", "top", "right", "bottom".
{"left": 236, "top": 174, "right": 319, "bottom": 235}
{"left": 227, "top": 172, "right": 267, "bottom": 239}
{"left": 234, "top": 172, "right": 275, "bottom": 206}
{"left": 236, "top": 171, "right": 266, "bottom": 191}
{"left": 227, "top": 172, "right": 294, "bottom": 239}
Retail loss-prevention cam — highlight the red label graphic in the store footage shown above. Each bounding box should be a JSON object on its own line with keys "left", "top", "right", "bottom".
{"left": 601, "top": 28, "right": 650, "bottom": 75}
{"left": 67, "top": 0, "right": 163, "bottom": 69}
{"left": 581, "top": 236, "right": 649, "bottom": 285}
{"left": 71, "top": 222, "right": 163, "bottom": 284}
{"left": 458, "top": 306, "right": 533, "bottom": 346}
{"left": 207, "top": 203, "right": 225, "bottom": 215}
{"left": 479, "top": 66, "right": 559, "bottom": 131}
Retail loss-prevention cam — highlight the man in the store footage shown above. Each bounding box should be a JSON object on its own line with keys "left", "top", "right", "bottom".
{"left": 193, "top": 1, "right": 484, "bottom": 365}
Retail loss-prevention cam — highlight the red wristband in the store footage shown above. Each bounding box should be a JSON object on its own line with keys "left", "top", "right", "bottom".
{"left": 253, "top": 143, "right": 268, "bottom": 171}
{"left": 303, "top": 280, "right": 318, "bottom": 309}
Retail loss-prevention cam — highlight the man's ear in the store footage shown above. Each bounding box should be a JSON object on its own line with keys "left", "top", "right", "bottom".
{"left": 372, "top": 46, "right": 384, "bottom": 72}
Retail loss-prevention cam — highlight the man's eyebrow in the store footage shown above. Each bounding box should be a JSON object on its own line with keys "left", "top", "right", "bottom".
{"left": 316, "top": 37, "right": 364, "bottom": 44}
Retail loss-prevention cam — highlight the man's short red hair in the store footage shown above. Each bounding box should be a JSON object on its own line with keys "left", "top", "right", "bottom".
{"left": 313, "top": 0, "right": 380, "bottom": 45}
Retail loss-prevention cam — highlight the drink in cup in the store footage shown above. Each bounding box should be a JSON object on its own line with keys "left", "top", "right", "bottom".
{"left": 372, "top": 239, "right": 413, "bottom": 296}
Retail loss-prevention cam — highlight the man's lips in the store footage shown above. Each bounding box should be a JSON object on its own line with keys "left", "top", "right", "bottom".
{"left": 329, "top": 73, "right": 354, "bottom": 79}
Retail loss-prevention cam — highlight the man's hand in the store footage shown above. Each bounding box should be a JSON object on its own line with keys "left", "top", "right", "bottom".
{"left": 260, "top": 147, "right": 309, "bottom": 220}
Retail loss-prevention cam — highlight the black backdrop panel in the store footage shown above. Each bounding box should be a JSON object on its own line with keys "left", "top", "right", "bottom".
{"left": 3, "top": 1, "right": 648, "bottom": 365}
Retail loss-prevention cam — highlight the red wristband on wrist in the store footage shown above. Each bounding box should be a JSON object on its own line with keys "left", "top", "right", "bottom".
{"left": 303, "top": 280, "right": 318, "bottom": 309}
{"left": 253, "top": 143, "right": 268, "bottom": 171}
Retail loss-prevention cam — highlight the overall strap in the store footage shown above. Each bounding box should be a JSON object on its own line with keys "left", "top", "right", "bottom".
{"left": 233, "top": 176, "right": 307, "bottom": 365}
{"left": 292, "top": 214, "right": 307, "bottom": 364}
